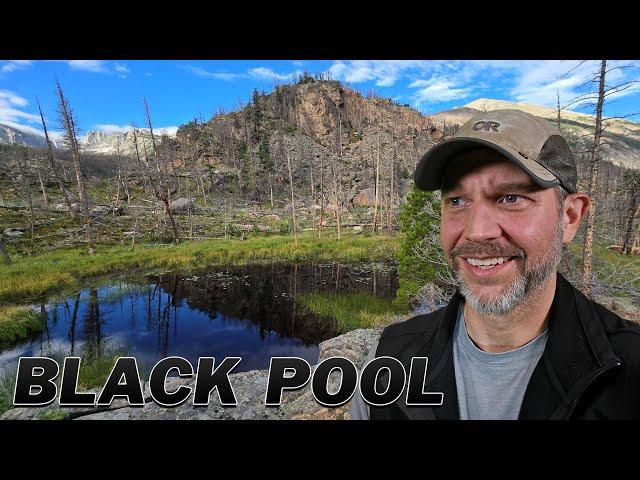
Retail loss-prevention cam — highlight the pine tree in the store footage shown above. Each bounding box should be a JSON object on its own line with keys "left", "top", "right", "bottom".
{"left": 394, "top": 185, "right": 444, "bottom": 309}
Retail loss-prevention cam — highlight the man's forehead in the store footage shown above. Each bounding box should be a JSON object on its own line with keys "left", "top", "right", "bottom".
{"left": 441, "top": 148, "right": 538, "bottom": 192}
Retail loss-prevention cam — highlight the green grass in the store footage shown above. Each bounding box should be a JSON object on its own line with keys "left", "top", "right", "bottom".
{"left": 37, "top": 410, "right": 70, "bottom": 420}
{"left": 297, "top": 291, "right": 408, "bottom": 332}
{"left": 566, "top": 240, "right": 640, "bottom": 295}
{"left": 0, "top": 305, "right": 45, "bottom": 344}
{"left": 0, "top": 368, "right": 15, "bottom": 416}
{"left": 0, "top": 232, "right": 399, "bottom": 306}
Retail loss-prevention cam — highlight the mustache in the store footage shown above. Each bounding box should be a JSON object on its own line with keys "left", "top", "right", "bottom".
{"left": 449, "top": 241, "right": 526, "bottom": 260}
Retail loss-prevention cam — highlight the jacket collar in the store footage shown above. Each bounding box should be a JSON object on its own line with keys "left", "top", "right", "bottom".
{"left": 395, "top": 272, "right": 620, "bottom": 420}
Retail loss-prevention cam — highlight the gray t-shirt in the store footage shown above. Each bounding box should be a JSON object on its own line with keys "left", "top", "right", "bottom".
{"left": 349, "top": 306, "right": 548, "bottom": 420}
{"left": 454, "top": 307, "right": 548, "bottom": 420}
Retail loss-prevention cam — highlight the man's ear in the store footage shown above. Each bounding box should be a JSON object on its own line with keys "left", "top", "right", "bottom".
{"left": 562, "top": 193, "right": 590, "bottom": 244}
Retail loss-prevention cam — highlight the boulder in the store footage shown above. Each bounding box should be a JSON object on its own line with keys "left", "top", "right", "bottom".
{"left": 170, "top": 197, "right": 195, "bottom": 213}
{"left": 3, "top": 228, "right": 26, "bottom": 237}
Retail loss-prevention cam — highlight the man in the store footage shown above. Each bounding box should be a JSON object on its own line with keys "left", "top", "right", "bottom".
{"left": 350, "top": 109, "right": 640, "bottom": 420}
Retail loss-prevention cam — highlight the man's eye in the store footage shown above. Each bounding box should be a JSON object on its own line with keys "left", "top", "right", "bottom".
{"left": 501, "top": 194, "right": 522, "bottom": 204}
{"left": 448, "top": 197, "right": 466, "bottom": 206}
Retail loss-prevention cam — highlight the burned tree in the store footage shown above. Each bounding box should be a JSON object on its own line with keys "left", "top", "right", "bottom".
{"left": 135, "top": 98, "right": 181, "bottom": 243}
{"left": 56, "top": 80, "right": 94, "bottom": 254}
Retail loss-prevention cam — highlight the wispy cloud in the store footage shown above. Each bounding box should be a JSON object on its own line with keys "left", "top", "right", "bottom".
{"left": 508, "top": 60, "right": 640, "bottom": 111}
{"left": 183, "top": 66, "right": 246, "bottom": 81}
{"left": 64, "top": 60, "right": 131, "bottom": 78}
{"left": 410, "top": 78, "right": 472, "bottom": 105}
{"left": 327, "top": 60, "right": 435, "bottom": 87}
{"left": 1, "top": 60, "right": 34, "bottom": 74}
{"left": 248, "top": 67, "right": 297, "bottom": 81}
{"left": 0, "top": 89, "right": 58, "bottom": 139}
{"left": 67, "top": 60, "right": 108, "bottom": 73}
{"left": 185, "top": 65, "right": 301, "bottom": 83}
{"left": 325, "top": 60, "right": 640, "bottom": 113}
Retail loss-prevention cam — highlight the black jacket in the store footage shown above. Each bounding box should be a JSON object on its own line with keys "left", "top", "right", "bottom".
{"left": 371, "top": 273, "right": 640, "bottom": 420}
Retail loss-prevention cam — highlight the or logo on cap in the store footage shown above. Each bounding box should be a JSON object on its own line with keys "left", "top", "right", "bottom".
{"left": 472, "top": 120, "right": 500, "bottom": 132}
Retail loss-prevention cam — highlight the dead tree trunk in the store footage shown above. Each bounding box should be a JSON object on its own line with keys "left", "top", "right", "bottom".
{"left": 286, "top": 149, "right": 298, "bottom": 244}
{"left": 144, "top": 99, "right": 180, "bottom": 243}
{"left": 319, "top": 152, "right": 325, "bottom": 237}
{"left": 332, "top": 154, "right": 342, "bottom": 239}
{"left": 622, "top": 173, "right": 639, "bottom": 254}
{"left": 373, "top": 131, "right": 381, "bottom": 233}
{"left": 37, "top": 169, "right": 48, "bottom": 206}
{"left": 38, "top": 97, "right": 74, "bottom": 217}
{"left": 56, "top": 81, "right": 94, "bottom": 254}
{"left": 581, "top": 60, "right": 607, "bottom": 297}
{"left": 387, "top": 148, "right": 395, "bottom": 236}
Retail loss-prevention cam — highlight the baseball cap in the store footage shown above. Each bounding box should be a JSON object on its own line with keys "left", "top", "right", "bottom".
{"left": 414, "top": 109, "right": 578, "bottom": 193}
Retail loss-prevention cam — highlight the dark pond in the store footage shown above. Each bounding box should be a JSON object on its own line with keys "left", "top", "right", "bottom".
{"left": 0, "top": 261, "right": 398, "bottom": 377}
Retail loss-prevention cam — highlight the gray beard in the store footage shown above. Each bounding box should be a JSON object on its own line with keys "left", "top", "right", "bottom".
{"left": 453, "top": 218, "right": 564, "bottom": 316}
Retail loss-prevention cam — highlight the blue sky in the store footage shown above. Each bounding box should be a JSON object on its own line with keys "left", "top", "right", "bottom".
{"left": 1, "top": 60, "right": 639, "bottom": 141}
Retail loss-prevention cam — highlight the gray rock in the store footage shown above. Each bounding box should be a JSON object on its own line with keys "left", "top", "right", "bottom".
{"left": 170, "top": 197, "right": 195, "bottom": 213}
{"left": 3, "top": 228, "right": 25, "bottom": 237}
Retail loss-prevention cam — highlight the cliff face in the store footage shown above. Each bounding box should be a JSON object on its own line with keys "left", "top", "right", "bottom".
{"left": 81, "top": 129, "right": 170, "bottom": 156}
{"left": 174, "top": 79, "right": 442, "bottom": 205}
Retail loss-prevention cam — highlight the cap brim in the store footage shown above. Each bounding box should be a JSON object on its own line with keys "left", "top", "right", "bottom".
{"left": 414, "top": 137, "right": 560, "bottom": 191}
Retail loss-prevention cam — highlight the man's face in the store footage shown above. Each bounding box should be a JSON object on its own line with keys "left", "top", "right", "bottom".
{"left": 440, "top": 149, "right": 564, "bottom": 316}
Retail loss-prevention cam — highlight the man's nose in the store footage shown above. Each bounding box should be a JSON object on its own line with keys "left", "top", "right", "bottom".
{"left": 464, "top": 203, "right": 502, "bottom": 243}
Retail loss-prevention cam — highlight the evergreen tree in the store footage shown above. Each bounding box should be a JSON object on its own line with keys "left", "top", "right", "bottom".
{"left": 394, "top": 185, "right": 446, "bottom": 309}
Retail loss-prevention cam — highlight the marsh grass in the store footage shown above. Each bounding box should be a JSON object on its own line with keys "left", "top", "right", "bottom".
{"left": 0, "top": 233, "right": 399, "bottom": 305}
{"left": 0, "top": 367, "right": 15, "bottom": 415}
{"left": 297, "top": 291, "right": 408, "bottom": 332}
{"left": 48, "top": 345, "right": 135, "bottom": 391}
{"left": 0, "top": 305, "right": 45, "bottom": 345}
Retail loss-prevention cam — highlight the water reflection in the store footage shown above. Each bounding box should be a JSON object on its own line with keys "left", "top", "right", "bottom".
{"left": 0, "top": 261, "right": 398, "bottom": 376}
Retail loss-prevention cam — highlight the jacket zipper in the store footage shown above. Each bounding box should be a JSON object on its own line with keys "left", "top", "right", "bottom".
{"left": 563, "top": 360, "right": 621, "bottom": 419}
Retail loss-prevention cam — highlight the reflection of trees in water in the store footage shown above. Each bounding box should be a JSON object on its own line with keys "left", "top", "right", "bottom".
{"left": 81, "top": 289, "right": 104, "bottom": 360}
{"left": 68, "top": 293, "right": 81, "bottom": 355}
{"left": 150, "top": 261, "right": 398, "bottom": 345}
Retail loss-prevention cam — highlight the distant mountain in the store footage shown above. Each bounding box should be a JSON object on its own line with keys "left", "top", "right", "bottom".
{"left": 81, "top": 128, "right": 176, "bottom": 156}
{"left": 431, "top": 98, "right": 640, "bottom": 170}
{"left": 0, "top": 124, "right": 48, "bottom": 149}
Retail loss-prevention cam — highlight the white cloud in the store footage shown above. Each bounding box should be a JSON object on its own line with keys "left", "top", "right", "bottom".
{"left": 1, "top": 60, "right": 34, "bottom": 74}
{"left": 0, "top": 121, "right": 45, "bottom": 138}
{"left": 0, "top": 89, "right": 29, "bottom": 108}
{"left": 67, "top": 60, "right": 108, "bottom": 73}
{"left": 114, "top": 63, "right": 131, "bottom": 78}
{"left": 327, "top": 60, "right": 437, "bottom": 87}
{"left": 508, "top": 60, "right": 640, "bottom": 111}
{"left": 184, "top": 66, "right": 246, "bottom": 81}
{"left": 248, "top": 67, "right": 294, "bottom": 81}
{"left": 410, "top": 78, "right": 472, "bottom": 106}
{"left": 63, "top": 60, "right": 131, "bottom": 77}
{"left": 185, "top": 65, "right": 300, "bottom": 83}
{"left": 0, "top": 89, "right": 66, "bottom": 141}
{"left": 0, "top": 90, "right": 40, "bottom": 126}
